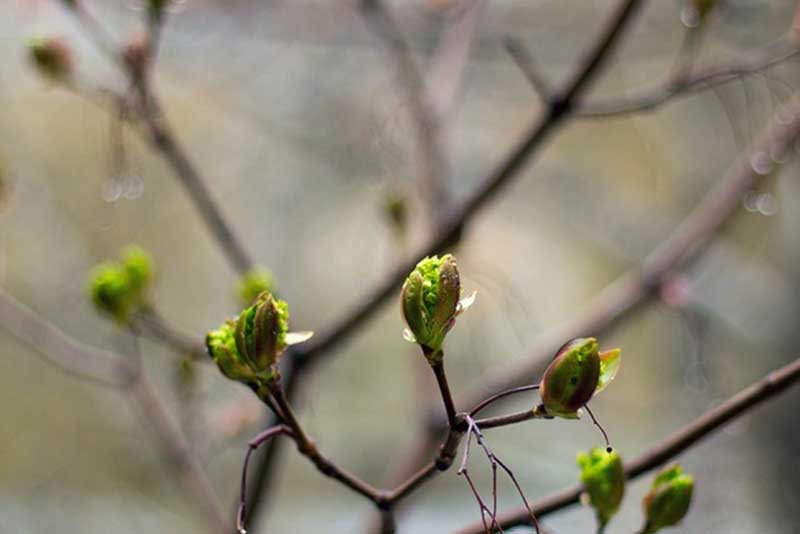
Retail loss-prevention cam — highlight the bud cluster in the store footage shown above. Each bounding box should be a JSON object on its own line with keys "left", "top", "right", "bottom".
{"left": 88, "top": 246, "right": 154, "bottom": 323}
{"left": 401, "top": 254, "right": 475, "bottom": 361}
{"left": 206, "top": 291, "right": 311, "bottom": 387}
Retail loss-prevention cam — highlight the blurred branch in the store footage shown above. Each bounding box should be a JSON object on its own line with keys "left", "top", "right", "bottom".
{"left": 246, "top": 0, "right": 645, "bottom": 525}
{"left": 507, "top": 34, "right": 800, "bottom": 119}
{"left": 457, "top": 356, "right": 800, "bottom": 533}
{"left": 0, "top": 291, "right": 227, "bottom": 533}
{"left": 0, "top": 291, "right": 131, "bottom": 386}
{"left": 378, "top": 81, "right": 800, "bottom": 530}
{"left": 133, "top": 308, "right": 208, "bottom": 361}
{"left": 359, "top": 0, "right": 449, "bottom": 218}
{"left": 59, "top": 0, "right": 255, "bottom": 275}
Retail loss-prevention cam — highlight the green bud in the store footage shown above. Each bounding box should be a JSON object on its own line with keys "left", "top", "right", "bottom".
{"left": 577, "top": 447, "right": 625, "bottom": 529}
{"left": 207, "top": 292, "right": 313, "bottom": 386}
{"left": 237, "top": 266, "right": 275, "bottom": 306}
{"left": 538, "top": 338, "right": 621, "bottom": 418}
{"left": 60, "top": 0, "right": 78, "bottom": 9}
{"left": 206, "top": 319, "right": 257, "bottom": 384}
{"left": 89, "top": 263, "right": 133, "bottom": 323}
{"left": 234, "top": 291, "right": 288, "bottom": 377}
{"left": 401, "top": 254, "right": 474, "bottom": 360}
{"left": 28, "top": 37, "right": 73, "bottom": 83}
{"left": 642, "top": 464, "right": 694, "bottom": 533}
{"left": 121, "top": 245, "right": 154, "bottom": 294}
{"left": 88, "top": 245, "right": 155, "bottom": 324}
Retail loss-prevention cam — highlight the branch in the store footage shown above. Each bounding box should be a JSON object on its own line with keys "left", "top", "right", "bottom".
{"left": 457, "top": 357, "right": 800, "bottom": 533}
{"left": 508, "top": 34, "right": 800, "bottom": 119}
{"left": 0, "top": 290, "right": 131, "bottom": 386}
{"left": 59, "top": 1, "right": 255, "bottom": 274}
{"left": 0, "top": 291, "right": 227, "bottom": 533}
{"left": 360, "top": 0, "right": 449, "bottom": 216}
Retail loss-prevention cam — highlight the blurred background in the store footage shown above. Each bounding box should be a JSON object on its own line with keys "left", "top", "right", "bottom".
{"left": 1, "top": 1, "right": 799, "bottom": 533}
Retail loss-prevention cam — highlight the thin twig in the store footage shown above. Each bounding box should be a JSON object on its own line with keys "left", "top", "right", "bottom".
{"left": 470, "top": 385, "right": 540, "bottom": 417}
{"left": 59, "top": 0, "right": 255, "bottom": 274}
{"left": 457, "top": 356, "right": 800, "bottom": 533}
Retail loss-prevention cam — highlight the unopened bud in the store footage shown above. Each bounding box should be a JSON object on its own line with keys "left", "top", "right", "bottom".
{"left": 577, "top": 447, "right": 625, "bottom": 529}
{"left": 207, "top": 292, "right": 312, "bottom": 386}
{"left": 147, "top": 0, "right": 171, "bottom": 22}
{"left": 537, "top": 338, "right": 620, "bottom": 418}
{"left": 28, "top": 37, "right": 73, "bottom": 83}
{"left": 642, "top": 464, "right": 694, "bottom": 533}
{"left": 401, "top": 254, "right": 475, "bottom": 360}
{"left": 234, "top": 291, "right": 288, "bottom": 377}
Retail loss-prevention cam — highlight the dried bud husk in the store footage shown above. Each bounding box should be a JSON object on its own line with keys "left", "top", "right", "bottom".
{"left": 234, "top": 291, "right": 289, "bottom": 379}
{"left": 577, "top": 447, "right": 625, "bottom": 529}
{"left": 206, "top": 319, "right": 257, "bottom": 385}
{"left": 641, "top": 464, "right": 694, "bottom": 534}
{"left": 538, "top": 338, "right": 621, "bottom": 418}
{"left": 236, "top": 266, "right": 275, "bottom": 306}
{"left": 401, "top": 254, "right": 468, "bottom": 359}
{"left": 28, "top": 37, "right": 73, "bottom": 83}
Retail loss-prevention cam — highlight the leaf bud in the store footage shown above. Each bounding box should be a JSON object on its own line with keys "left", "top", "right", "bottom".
{"left": 641, "top": 464, "right": 694, "bottom": 534}
{"left": 88, "top": 245, "right": 154, "bottom": 323}
{"left": 537, "top": 338, "right": 620, "bottom": 418}
{"left": 577, "top": 447, "right": 625, "bottom": 529}
{"left": 401, "top": 254, "right": 475, "bottom": 361}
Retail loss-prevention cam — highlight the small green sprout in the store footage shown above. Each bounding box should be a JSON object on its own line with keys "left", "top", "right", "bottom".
{"left": 641, "top": 464, "right": 694, "bottom": 533}
{"left": 577, "top": 447, "right": 625, "bottom": 531}
{"left": 88, "top": 245, "right": 154, "bottom": 323}
{"left": 206, "top": 291, "right": 312, "bottom": 387}
{"left": 400, "top": 254, "right": 475, "bottom": 362}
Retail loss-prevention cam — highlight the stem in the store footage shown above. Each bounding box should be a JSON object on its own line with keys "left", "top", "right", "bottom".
{"left": 470, "top": 385, "right": 540, "bottom": 417}
{"left": 473, "top": 409, "right": 544, "bottom": 430}
{"left": 431, "top": 358, "right": 458, "bottom": 428}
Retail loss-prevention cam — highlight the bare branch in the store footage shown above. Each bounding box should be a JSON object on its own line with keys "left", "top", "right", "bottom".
{"left": 0, "top": 290, "right": 131, "bottom": 386}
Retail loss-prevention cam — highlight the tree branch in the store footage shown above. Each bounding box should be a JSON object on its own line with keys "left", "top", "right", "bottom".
{"left": 0, "top": 291, "right": 227, "bottom": 533}
{"left": 457, "top": 357, "right": 800, "bottom": 533}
